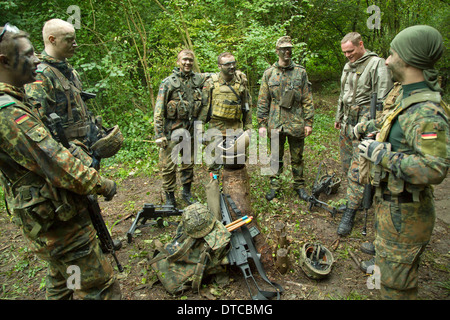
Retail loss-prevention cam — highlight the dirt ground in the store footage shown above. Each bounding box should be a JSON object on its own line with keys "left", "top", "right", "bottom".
{"left": 1, "top": 158, "right": 448, "bottom": 302}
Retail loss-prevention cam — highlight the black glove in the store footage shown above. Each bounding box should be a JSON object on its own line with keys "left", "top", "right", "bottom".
{"left": 98, "top": 178, "right": 117, "bottom": 201}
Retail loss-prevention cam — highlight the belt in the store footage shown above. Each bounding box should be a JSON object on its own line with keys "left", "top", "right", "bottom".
{"left": 382, "top": 192, "right": 414, "bottom": 203}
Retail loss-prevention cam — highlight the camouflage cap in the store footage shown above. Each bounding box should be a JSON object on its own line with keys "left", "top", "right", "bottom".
{"left": 183, "top": 203, "right": 216, "bottom": 239}
{"left": 276, "top": 36, "right": 293, "bottom": 48}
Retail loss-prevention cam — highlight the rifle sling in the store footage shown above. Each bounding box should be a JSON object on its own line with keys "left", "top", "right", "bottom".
{"left": 223, "top": 194, "right": 283, "bottom": 300}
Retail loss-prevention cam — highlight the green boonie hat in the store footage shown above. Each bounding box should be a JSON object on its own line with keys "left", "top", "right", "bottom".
{"left": 276, "top": 36, "right": 293, "bottom": 48}
{"left": 183, "top": 203, "right": 216, "bottom": 239}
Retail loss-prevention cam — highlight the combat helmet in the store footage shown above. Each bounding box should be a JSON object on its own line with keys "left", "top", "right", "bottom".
{"left": 182, "top": 203, "right": 216, "bottom": 239}
{"left": 91, "top": 125, "right": 124, "bottom": 158}
{"left": 299, "top": 243, "right": 334, "bottom": 279}
{"left": 218, "top": 130, "right": 250, "bottom": 169}
{"left": 321, "top": 175, "right": 341, "bottom": 195}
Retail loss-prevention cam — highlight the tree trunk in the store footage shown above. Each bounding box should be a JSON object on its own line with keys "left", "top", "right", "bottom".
{"left": 222, "top": 166, "right": 274, "bottom": 268}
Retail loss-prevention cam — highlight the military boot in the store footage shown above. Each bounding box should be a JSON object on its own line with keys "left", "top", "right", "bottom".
{"left": 165, "top": 191, "right": 177, "bottom": 207}
{"left": 265, "top": 189, "right": 279, "bottom": 201}
{"left": 360, "top": 242, "right": 376, "bottom": 255}
{"left": 360, "top": 257, "right": 375, "bottom": 273}
{"left": 296, "top": 188, "right": 309, "bottom": 201}
{"left": 181, "top": 183, "right": 195, "bottom": 205}
{"left": 337, "top": 208, "right": 357, "bottom": 236}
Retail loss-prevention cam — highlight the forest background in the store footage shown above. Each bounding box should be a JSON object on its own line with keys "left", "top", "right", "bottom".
{"left": 2, "top": 0, "right": 448, "bottom": 169}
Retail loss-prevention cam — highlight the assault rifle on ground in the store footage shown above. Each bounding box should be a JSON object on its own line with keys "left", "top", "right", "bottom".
{"left": 300, "top": 162, "right": 341, "bottom": 217}
{"left": 219, "top": 191, "right": 283, "bottom": 300}
{"left": 126, "top": 204, "right": 183, "bottom": 243}
{"left": 47, "top": 113, "right": 123, "bottom": 272}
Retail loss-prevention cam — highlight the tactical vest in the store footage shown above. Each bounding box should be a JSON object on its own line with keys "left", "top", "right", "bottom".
{"left": 341, "top": 55, "right": 376, "bottom": 124}
{"left": 373, "top": 90, "right": 448, "bottom": 200}
{"left": 210, "top": 73, "right": 244, "bottom": 120}
{"left": 165, "top": 73, "right": 203, "bottom": 121}
{"left": 38, "top": 63, "right": 94, "bottom": 144}
{"left": 0, "top": 94, "right": 81, "bottom": 238}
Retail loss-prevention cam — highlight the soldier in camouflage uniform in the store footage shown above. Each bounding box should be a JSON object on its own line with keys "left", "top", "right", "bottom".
{"left": 0, "top": 25, "right": 121, "bottom": 299}
{"left": 335, "top": 32, "right": 392, "bottom": 236}
{"left": 24, "top": 19, "right": 113, "bottom": 167}
{"left": 198, "top": 52, "right": 252, "bottom": 173}
{"left": 154, "top": 50, "right": 207, "bottom": 206}
{"left": 257, "top": 36, "right": 314, "bottom": 201}
{"left": 358, "top": 25, "right": 449, "bottom": 299}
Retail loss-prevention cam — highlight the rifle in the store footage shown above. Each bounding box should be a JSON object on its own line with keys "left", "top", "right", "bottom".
{"left": 81, "top": 91, "right": 97, "bottom": 102}
{"left": 47, "top": 113, "right": 123, "bottom": 272}
{"left": 87, "top": 195, "right": 124, "bottom": 272}
{"left": 126, "top": 204, "right": 183, "bottom": 243}
{"left": 301, "top": 162, "right": 340, "bottom": 217}
{"left": 361, "top": 92, "right": 379, "bottom": 236}
{"left": 219, "top": 191, "right": 283, "bottom": 300}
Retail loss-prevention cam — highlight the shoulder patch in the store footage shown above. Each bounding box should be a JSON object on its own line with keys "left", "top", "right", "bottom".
{"left": 0, "top": 94, "right": 17, "bottom": 109}
{"left": 15, "top": 114, "right": 30, "bottom": 125}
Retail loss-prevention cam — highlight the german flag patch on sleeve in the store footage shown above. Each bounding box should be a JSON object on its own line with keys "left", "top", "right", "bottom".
{"left": 15, "top": 114, "right": 30, "bottom": 125}
{"left": 421, "top": 132, "right": 437, "bottom": 140}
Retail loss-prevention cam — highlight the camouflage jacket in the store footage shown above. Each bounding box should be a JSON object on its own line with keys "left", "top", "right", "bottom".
{"left": 336, "top": 51, "right": 392, "bottom": 124}
{"left": 154, "top": 68, "right": 208, "bottom": 140}
{"left": 376, "top": 84, "right": 449, "bottom": 193}
{"left": 0, "top": 82, "right": 103, "bottom": 245}
{"left": 24, "top": 51, "right": 98, "bottom": 147}
{"left": 257, "top": 61, "right": 314, "bottom": 138}
{"left": 199, "top": 71, "right": 252, "bottom": 131}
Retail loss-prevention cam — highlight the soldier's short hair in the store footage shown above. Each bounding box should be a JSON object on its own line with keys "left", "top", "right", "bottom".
{"left": 0, "top": 25, "right": 29, "bottom": 56}
{"left": 341, "top": 32, "right": 362, "bottom": 46}
{"left": 217, "top": 52, "right": 234, "bottom": 64}
{"left": 42, "top": 19, "right": 75, "bottom": 45}
{"left": 177, "top": 49, "right": 195, "bottom": 61}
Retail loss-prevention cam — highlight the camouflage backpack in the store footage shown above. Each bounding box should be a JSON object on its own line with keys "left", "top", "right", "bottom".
{"left": 149, "top": 203, "right": 231, "bottom": 295}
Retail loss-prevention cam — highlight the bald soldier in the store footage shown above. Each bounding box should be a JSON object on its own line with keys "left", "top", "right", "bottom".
{"left": 358, "top": 25, "right": 449, "bottom": 299}
{"left": 25, "top": 19, "right": 122, "bottom": 167}
{"left": 0, "top": 24, "right": 121, "bottom": 299}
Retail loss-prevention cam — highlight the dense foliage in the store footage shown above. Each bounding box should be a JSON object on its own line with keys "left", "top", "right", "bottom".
{"left": 2, "top": 0, "right": 448, "bottom": 165}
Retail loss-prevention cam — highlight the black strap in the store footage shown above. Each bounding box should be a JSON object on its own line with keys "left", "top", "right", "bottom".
{"left": 224, "top": 194, "right": 284, "bottom": 300}
{"left": 226, "top": 84, "right": 241, "bottom": 103}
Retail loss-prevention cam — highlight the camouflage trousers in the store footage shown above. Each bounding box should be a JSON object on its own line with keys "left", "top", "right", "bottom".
{"left": 340, "top": 123, "right": 365, "bottom": 209}
{"left": 269, "top": 132, "right": 305, "bottom": 190}
{"left": 339, "top": 122, "right": 354, "bottom": 175}
{"left": 373, "top": 187, "right": 435, "bottom": 300}
{"left": 159, "top": 138, "right": 194, "bottom": 192}
{"left": 26, "top": 210, "right": 121, "bottom": 300}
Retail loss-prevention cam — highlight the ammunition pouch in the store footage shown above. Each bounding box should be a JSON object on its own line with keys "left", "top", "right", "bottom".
{"left": 376, "top": 179, "right": 426, "bottom": 204}
{"left": 64, "top": 122, "right": 90, "bottom": 140}
{"left": 6, "top": 172, "right": 80, "bottom": 239}
{"left": 212, "top": 98, "right": 242, "bottom": 120}
{"left": 177, "top": 100, "right": 190, "bottom": 120}
{"left": 280, "top": 89, "right": 296, "bottom": 109}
